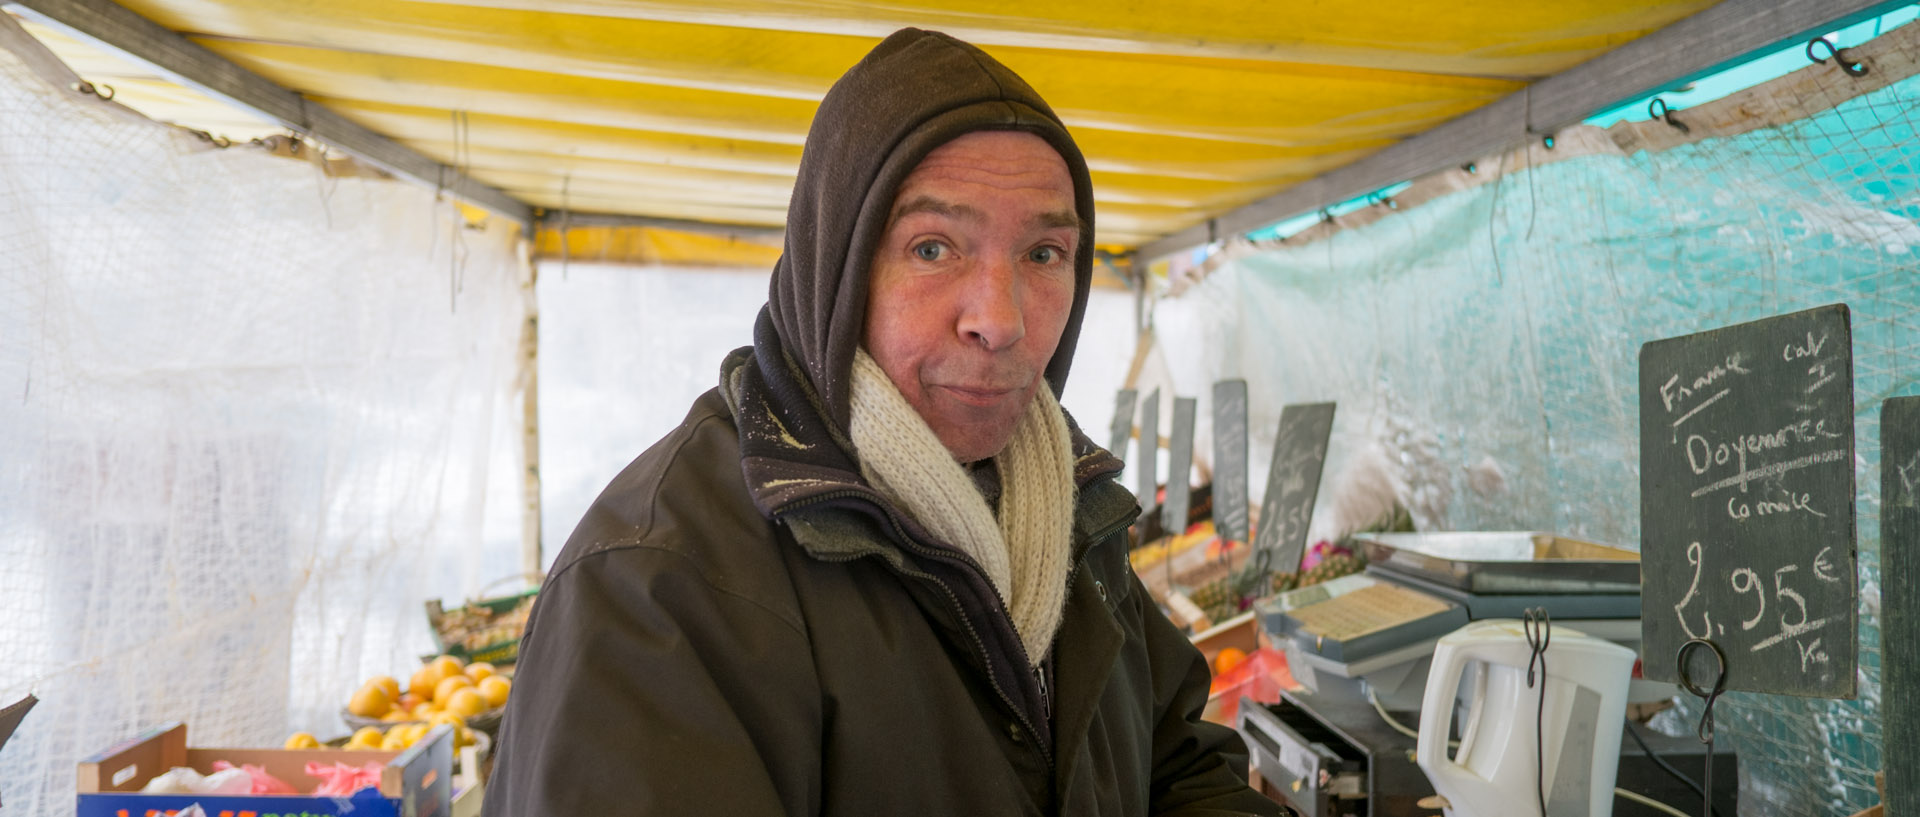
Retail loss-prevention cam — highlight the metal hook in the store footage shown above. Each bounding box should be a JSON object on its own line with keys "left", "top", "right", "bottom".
{"left": 1541, "top": 134, "right": 1556, "bottom": 151}
{"left": 1648, "top": 98, "right": 1692, "bottom": 134}
{"left": 1523, "top": 607, "right": 1552, "bottom": 686}
{"left": 69, "top": 80, "right": 114, "bottom": 101}
{"left": 1677, "top": 637, "right": 1728, "bottom": 743}
{"left": 1807, "top": 38, "right": 1869, "bottom": 77}
{"left": 1461, "top": 162, "right": 1478, "bottom": 175}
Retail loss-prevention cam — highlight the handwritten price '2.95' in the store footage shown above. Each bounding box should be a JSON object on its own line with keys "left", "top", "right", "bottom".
{"left": 1674, "top": 541, "right": 1844, "bottom": 671}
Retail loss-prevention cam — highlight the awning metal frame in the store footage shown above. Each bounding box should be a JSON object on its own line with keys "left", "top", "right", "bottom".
{"left": 1134, "top": 0, "right": 1913, "bottom": 263}
{"left": 5, "top": 0, "right": 536, "bottom": 232}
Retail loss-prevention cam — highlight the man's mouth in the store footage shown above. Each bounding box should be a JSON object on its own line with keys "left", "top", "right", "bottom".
{"left": 936, "top": 384, "right": 1020, "bottom": 407}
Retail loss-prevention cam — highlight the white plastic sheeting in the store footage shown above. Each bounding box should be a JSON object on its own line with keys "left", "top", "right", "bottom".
{"left": 0, "top": 43, "right": 530, "bottom": 813}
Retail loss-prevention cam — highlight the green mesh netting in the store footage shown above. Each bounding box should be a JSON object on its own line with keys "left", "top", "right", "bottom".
{"left": 1158, "top": 42, "right": 1920, "bottom": 817}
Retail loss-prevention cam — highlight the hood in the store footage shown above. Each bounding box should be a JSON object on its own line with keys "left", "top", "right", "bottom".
{"left": 766, "top": 27, "right": 1098, "bottom": 434}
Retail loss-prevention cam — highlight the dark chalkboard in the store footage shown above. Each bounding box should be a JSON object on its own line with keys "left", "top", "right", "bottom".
{"left": 1213, "top": 380, "right": 1252, "bottom": 546}
{"left": 1164, "top": 397, "right": 1198, "bottom": 534}
{"left": 1638, "top": 304, "right": 1856, "bottom": 699}
{"left": 1252, "top": 402, "right": 1337, "bottom": 576}
{"left": 1883, "top": 396, "right": 1919, "bottom": 816}
{"left": 1110, "top": 388, "right": 1138, "bottom": 458}
{"left": 1138, "top": 389, "right": 1159, "bottom": 516}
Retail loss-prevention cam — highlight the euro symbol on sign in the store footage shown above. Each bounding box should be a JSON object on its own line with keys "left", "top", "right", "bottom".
{"left": 1813, "top": 546, "right": 1840, "bottom": 582}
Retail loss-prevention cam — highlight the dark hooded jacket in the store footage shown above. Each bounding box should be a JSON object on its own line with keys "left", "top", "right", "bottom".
{"left": 484, "top": 28, "right": 1282, "bottom": 817}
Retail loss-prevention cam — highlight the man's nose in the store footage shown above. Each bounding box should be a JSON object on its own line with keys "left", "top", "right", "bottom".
{"left": 956, "top": 255, "right": 1026, "bottom": 351}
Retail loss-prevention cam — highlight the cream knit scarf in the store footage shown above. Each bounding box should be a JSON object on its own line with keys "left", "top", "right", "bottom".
{"left": 849, "top": 349, "right": 1077, "bottom": 665}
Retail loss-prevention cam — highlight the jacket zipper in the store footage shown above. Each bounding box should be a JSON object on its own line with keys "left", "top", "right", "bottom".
{"left": 779, "top": 482, "right": 1137, "bottom": 770}
{"left": 778, "top": 489, "right": 1058, "bottom": 770}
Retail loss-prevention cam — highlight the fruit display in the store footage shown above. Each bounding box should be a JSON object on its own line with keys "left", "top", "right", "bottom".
{"left": 1299, "top": 551, "right": 1365, "bottom": 587}
{"left": 342, "top": 654, "right": 511, "bottom": 735}
{"left": 285, "top": 718, "right": 483, "bottom": 756}
{"left": 1188, "top": 576, "right": 1240, "bottom": 625}
{"left": 426, "top": 589, "right": 536, "bottom": 665}
{"left": 1128, "top": 521, "right": 1219, "bottom": 572}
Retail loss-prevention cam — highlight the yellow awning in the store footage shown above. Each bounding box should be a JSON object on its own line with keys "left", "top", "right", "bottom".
{"left": 11, "top": 0, "right": 1718, "bottom": 263}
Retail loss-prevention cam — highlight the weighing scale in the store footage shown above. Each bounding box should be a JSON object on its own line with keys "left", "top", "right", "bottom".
{"left": 1235, "top": 532, "right": 1737, "bottom": 816}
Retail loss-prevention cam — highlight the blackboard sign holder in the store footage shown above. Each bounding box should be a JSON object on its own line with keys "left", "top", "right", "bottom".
{"left": 1638, "top": 303, "right": 1856, "bottom": 700}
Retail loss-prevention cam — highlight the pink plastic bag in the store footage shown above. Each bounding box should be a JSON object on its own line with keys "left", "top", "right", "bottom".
{"left": 306, "top": 760, "right": 385, "bottom": 796}
{"left": 210, "top": 761, "right": 297, "bottom": 795}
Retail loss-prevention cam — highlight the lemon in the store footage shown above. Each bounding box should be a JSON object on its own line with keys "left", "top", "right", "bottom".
{"left": 367, "top": 675, "right": 401, "bottom": 704}
{"left": 401, "top": 723, "right": 431, "bottom": 747}
{"left": 380, "top": 709, "right": 410, "bottom": 722}
{"left": 463, "top": 662, "right": 497, "bottom": 682}
{"left": 411, "top": 701, "right": 437, "bottom": 720}
{"left": 345, "top": 726, "right": 385, "bottom": 749}
{"left": 347, "top": 683, "right": 391, "bottom": 719}
{"left": 284, "top": 732, "right": 321, "bottom": 750}
{"left": 433, "top": 673, "right": 474, "bottom": 705}
{"left": 429, "top": 655, "right": 465, "bottom": 681}
{"left": 379, "top": 729, "right": 409, "bottom": 751}
{"left": 444, "top": 687, "right": 486, "bottom": 719}
{"left": 408, "top": 666, "right": 444, "bottom": 700}
{"left": 477, "top": 676, "right": 510, "bottom": 709}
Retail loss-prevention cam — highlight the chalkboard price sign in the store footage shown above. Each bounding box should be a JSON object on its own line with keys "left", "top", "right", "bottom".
{"left": 1253, "top": 402, "right": 1337, "bottom": 576}
{"left": 1138, "top": 389, "right": 1160, "bottom": 516}
{"left": 1110, "top": 388, "right": 1138, "bottom": 458}
{"left": 1213, "top": 380, "right": 1252, "bottom": 546}
{"left": 1882, "top": 396, "right": 1919, "bottom": 816}
{"left": 1638, "top": 304, "right": 1856, "bottom": 699}
{"left": 1164, "top": 397, "right": 1198, "bottom": 533}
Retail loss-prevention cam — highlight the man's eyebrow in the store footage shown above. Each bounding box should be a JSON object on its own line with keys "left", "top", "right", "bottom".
{"left": 891, "top": 195, "right": 982, "bottom": 224}
{"left": 890, "top": 195, "right": 1082, "bottom": 234}
{"left": 1033, "top": 209, "right": 1081, "bottom": 232}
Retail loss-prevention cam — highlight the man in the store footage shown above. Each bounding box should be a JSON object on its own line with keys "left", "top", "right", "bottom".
{"left": 484, "top": 28, "right": 1282, "bottom": 817}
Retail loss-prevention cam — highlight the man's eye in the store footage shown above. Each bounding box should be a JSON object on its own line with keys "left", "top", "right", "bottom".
{"left": 1028, "top": 246, "right": 1062, "bottom": 264}
{"left": 913, "top": 241, "right": 946, "bottom": 261}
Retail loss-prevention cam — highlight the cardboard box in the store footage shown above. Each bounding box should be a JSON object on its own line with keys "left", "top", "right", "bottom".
{"left": 78, "top": 722, "right": 453, "bottom": 817}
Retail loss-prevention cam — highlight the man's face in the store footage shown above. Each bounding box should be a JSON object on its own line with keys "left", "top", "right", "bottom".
{"left": 863, "top": 130, "right": 1080, "bottom": 463}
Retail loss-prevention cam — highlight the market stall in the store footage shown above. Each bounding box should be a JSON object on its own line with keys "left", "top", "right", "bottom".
{"left": 1, "top": 0, "right": 1915, "bottom": 814}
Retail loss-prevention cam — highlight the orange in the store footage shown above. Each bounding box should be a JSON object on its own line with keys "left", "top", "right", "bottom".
{"left": 464, "top": 662, "right": 497, "bottom": 682}
{"left": 1213, "top": 647, "right": 1249, "bottom": 676}
{"left": 433, "top": 673, "right": 474, "bottom": 704}
{"left": 284, "top": 732, "right": 320, "bottom": 750}
{"left": 477, "top": 675, "right": 511, "bottom": 709}
{"left": 411, "top": 701, "right": 436, "bottom": 720}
